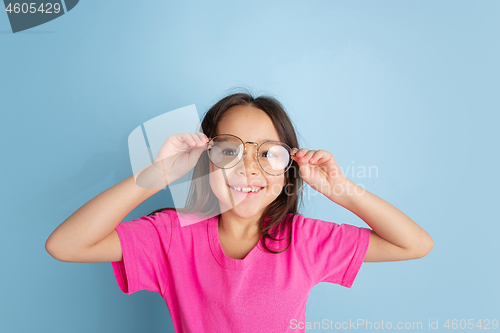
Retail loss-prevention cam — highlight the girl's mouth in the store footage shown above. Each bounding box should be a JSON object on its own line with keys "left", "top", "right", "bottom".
{"left": 228, "top": 185, "right": 265, "bottom": 197}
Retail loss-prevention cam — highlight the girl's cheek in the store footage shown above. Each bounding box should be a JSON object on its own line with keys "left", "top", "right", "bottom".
{"left": 209, "top": 168, "right": 223, "bottom": 194}
{"left": 208, "top": 168, "right": 232, "bottom": 209}
{"left": 269, "top": 182, "right": 284, "bottom": 197}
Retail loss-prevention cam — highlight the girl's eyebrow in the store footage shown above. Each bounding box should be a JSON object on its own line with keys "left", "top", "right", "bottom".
{"left": 251, "top": 138, "right": 282, "bottom": 144}
{"left": 219, "top": 134, "right": 281, "bottom": 143}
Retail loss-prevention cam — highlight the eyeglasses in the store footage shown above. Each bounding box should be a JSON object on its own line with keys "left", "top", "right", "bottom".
{"left": 206, "top": 134, "right": 295, "bottom": 176}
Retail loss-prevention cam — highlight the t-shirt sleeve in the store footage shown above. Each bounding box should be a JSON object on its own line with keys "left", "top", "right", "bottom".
{"left": 111, "top": 210, "right": 173, "bottom": 296}
{"left": 299, "top": 217, "right": 371, "bottom": 288}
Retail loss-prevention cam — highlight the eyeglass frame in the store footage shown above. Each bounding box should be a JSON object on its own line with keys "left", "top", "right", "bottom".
{"left": 206, "top": 133, "right": 297, "bottom": 176}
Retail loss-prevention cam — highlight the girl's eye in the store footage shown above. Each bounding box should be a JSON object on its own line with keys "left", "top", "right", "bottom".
{"left": 260, "top": 151, "right": 275, "bottom": 158}
{"left": 222, "top": 149, "right": 237, "bottom": 156}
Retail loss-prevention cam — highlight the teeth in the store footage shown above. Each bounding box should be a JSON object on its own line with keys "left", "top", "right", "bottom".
{"left": 230, "top": 186, "right": 262, "bottom": 193}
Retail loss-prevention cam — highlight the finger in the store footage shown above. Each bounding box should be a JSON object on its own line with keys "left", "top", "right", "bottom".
{"left": 192, "top": 134, "right": 208, "bottom": 150}
{"left": 177, "top": 133, "right": 195, "bottom": 147}
{"left": 188, "top": 133, "right": 200, "bottom": 145}
{"left": 196, "top": 132, "right": 210, "bottom": 149}
{"left": 293, "top": 149, "right": 313, "bottom": 166}
{"left": 309, "top": 150, "right": 329, "bottom": 164}
{"left": 293, "top": 148, "right": 310, "bottom": 159}
{"left": 196, "top": 132, "right": 209, "bottom": 144}
{"left": 177, "top": 132, "right": 188, "bottom": 144}
{"left": 186, "top": 133, "right": 200, "bottom": 147}
{"left": 301, "top": 150, "right": 316, "bottom": 163}
{"left": 188, "top": 133, "right": 201, "bottom": 147}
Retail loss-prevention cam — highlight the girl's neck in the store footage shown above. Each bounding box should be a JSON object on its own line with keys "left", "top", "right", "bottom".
{"left": 218, "top": 212, "right": 262, "bottom": 241}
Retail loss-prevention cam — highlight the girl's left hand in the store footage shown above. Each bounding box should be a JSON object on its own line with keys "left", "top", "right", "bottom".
{"left": 291, "top": 148, "right": 347, "bottom": 196}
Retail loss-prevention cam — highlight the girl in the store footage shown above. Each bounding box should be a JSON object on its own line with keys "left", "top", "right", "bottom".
{"left": 45, "top": 92, "right": 434, "bottom": 333}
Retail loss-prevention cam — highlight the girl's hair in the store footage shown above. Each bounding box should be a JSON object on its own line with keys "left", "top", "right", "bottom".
{"left": 147, "top": 92, "right": 304, "bottom": 254}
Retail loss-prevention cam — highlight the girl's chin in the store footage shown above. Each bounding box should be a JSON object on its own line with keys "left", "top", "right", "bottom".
{"left": 222, "top": 202, "right": 260, "bottom": 213}
{"left": 220, "top": 200, "right": 264, "bottom": 216}
{"left": 225, "top": 209, "right": 264, "bottom": 221}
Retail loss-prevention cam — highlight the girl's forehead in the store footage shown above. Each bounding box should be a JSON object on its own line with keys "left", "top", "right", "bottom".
{"left": 216, "top": 106, "right": 281, "bottom": 140}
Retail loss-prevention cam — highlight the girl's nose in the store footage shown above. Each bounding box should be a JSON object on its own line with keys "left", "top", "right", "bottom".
{"left": 239, "top": 146, "right": 260, "bottom": 174}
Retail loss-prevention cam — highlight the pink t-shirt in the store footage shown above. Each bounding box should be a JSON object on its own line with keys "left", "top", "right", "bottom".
{"left": 112, "top": 209, "right": 371, "bottom": 333}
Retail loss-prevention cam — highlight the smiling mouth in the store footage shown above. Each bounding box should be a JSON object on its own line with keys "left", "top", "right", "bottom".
{"left": 228, "top": 185, "right": 265, "bottom": 193}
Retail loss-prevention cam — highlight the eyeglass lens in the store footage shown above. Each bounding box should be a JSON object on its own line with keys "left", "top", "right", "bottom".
{"left": 208, "top": 135, "right": 291, "bottom": 175}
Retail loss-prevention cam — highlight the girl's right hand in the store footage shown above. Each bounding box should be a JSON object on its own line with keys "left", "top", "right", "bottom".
{"left": 151, "top": 132, "right": 210, "bottom": 185}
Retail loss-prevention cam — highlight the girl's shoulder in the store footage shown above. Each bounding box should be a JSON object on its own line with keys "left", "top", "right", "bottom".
{"left": 290, "top": 214, "right": 348, "bottom": 241}
{"left": 289, "top": 213, "right": 336, "bottom": 228}
{"left": 153, "top": 209, "right": 214, "bottom": 230}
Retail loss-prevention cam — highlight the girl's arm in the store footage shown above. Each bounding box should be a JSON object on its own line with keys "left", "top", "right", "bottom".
{"left": 45, "top": 163, "right": 164, "bottom": 262}
{"left": 328, "top": 178, "right": 434, "bottom": 262}
{"left": 292, "top": 148, "right": 434, "bottom": 263}
{"left": 46, "top": 132, "right": 208, "bottom": 263}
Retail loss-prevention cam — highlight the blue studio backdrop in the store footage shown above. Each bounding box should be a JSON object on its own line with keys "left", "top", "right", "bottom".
{"left": 1, "top": 1, "right": 499, "bottom": 332}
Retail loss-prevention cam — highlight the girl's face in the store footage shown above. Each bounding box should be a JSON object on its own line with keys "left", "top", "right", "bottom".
{"left": 208, "top": 104, "right": 287, "bottom": 221}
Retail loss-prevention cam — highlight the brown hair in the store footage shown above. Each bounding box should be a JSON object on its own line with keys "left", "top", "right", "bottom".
{"left": 147, "top": 91, "right": 304, "bottom": 254}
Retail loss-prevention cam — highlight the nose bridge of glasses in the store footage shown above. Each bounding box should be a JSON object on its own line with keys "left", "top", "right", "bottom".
{"left": 242, "top": 141, "right": 259, "bottom": 161}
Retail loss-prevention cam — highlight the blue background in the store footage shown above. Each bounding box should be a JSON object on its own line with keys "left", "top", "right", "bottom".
{"left": 1, "top": 1, "right": 499, "bottom": 332}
